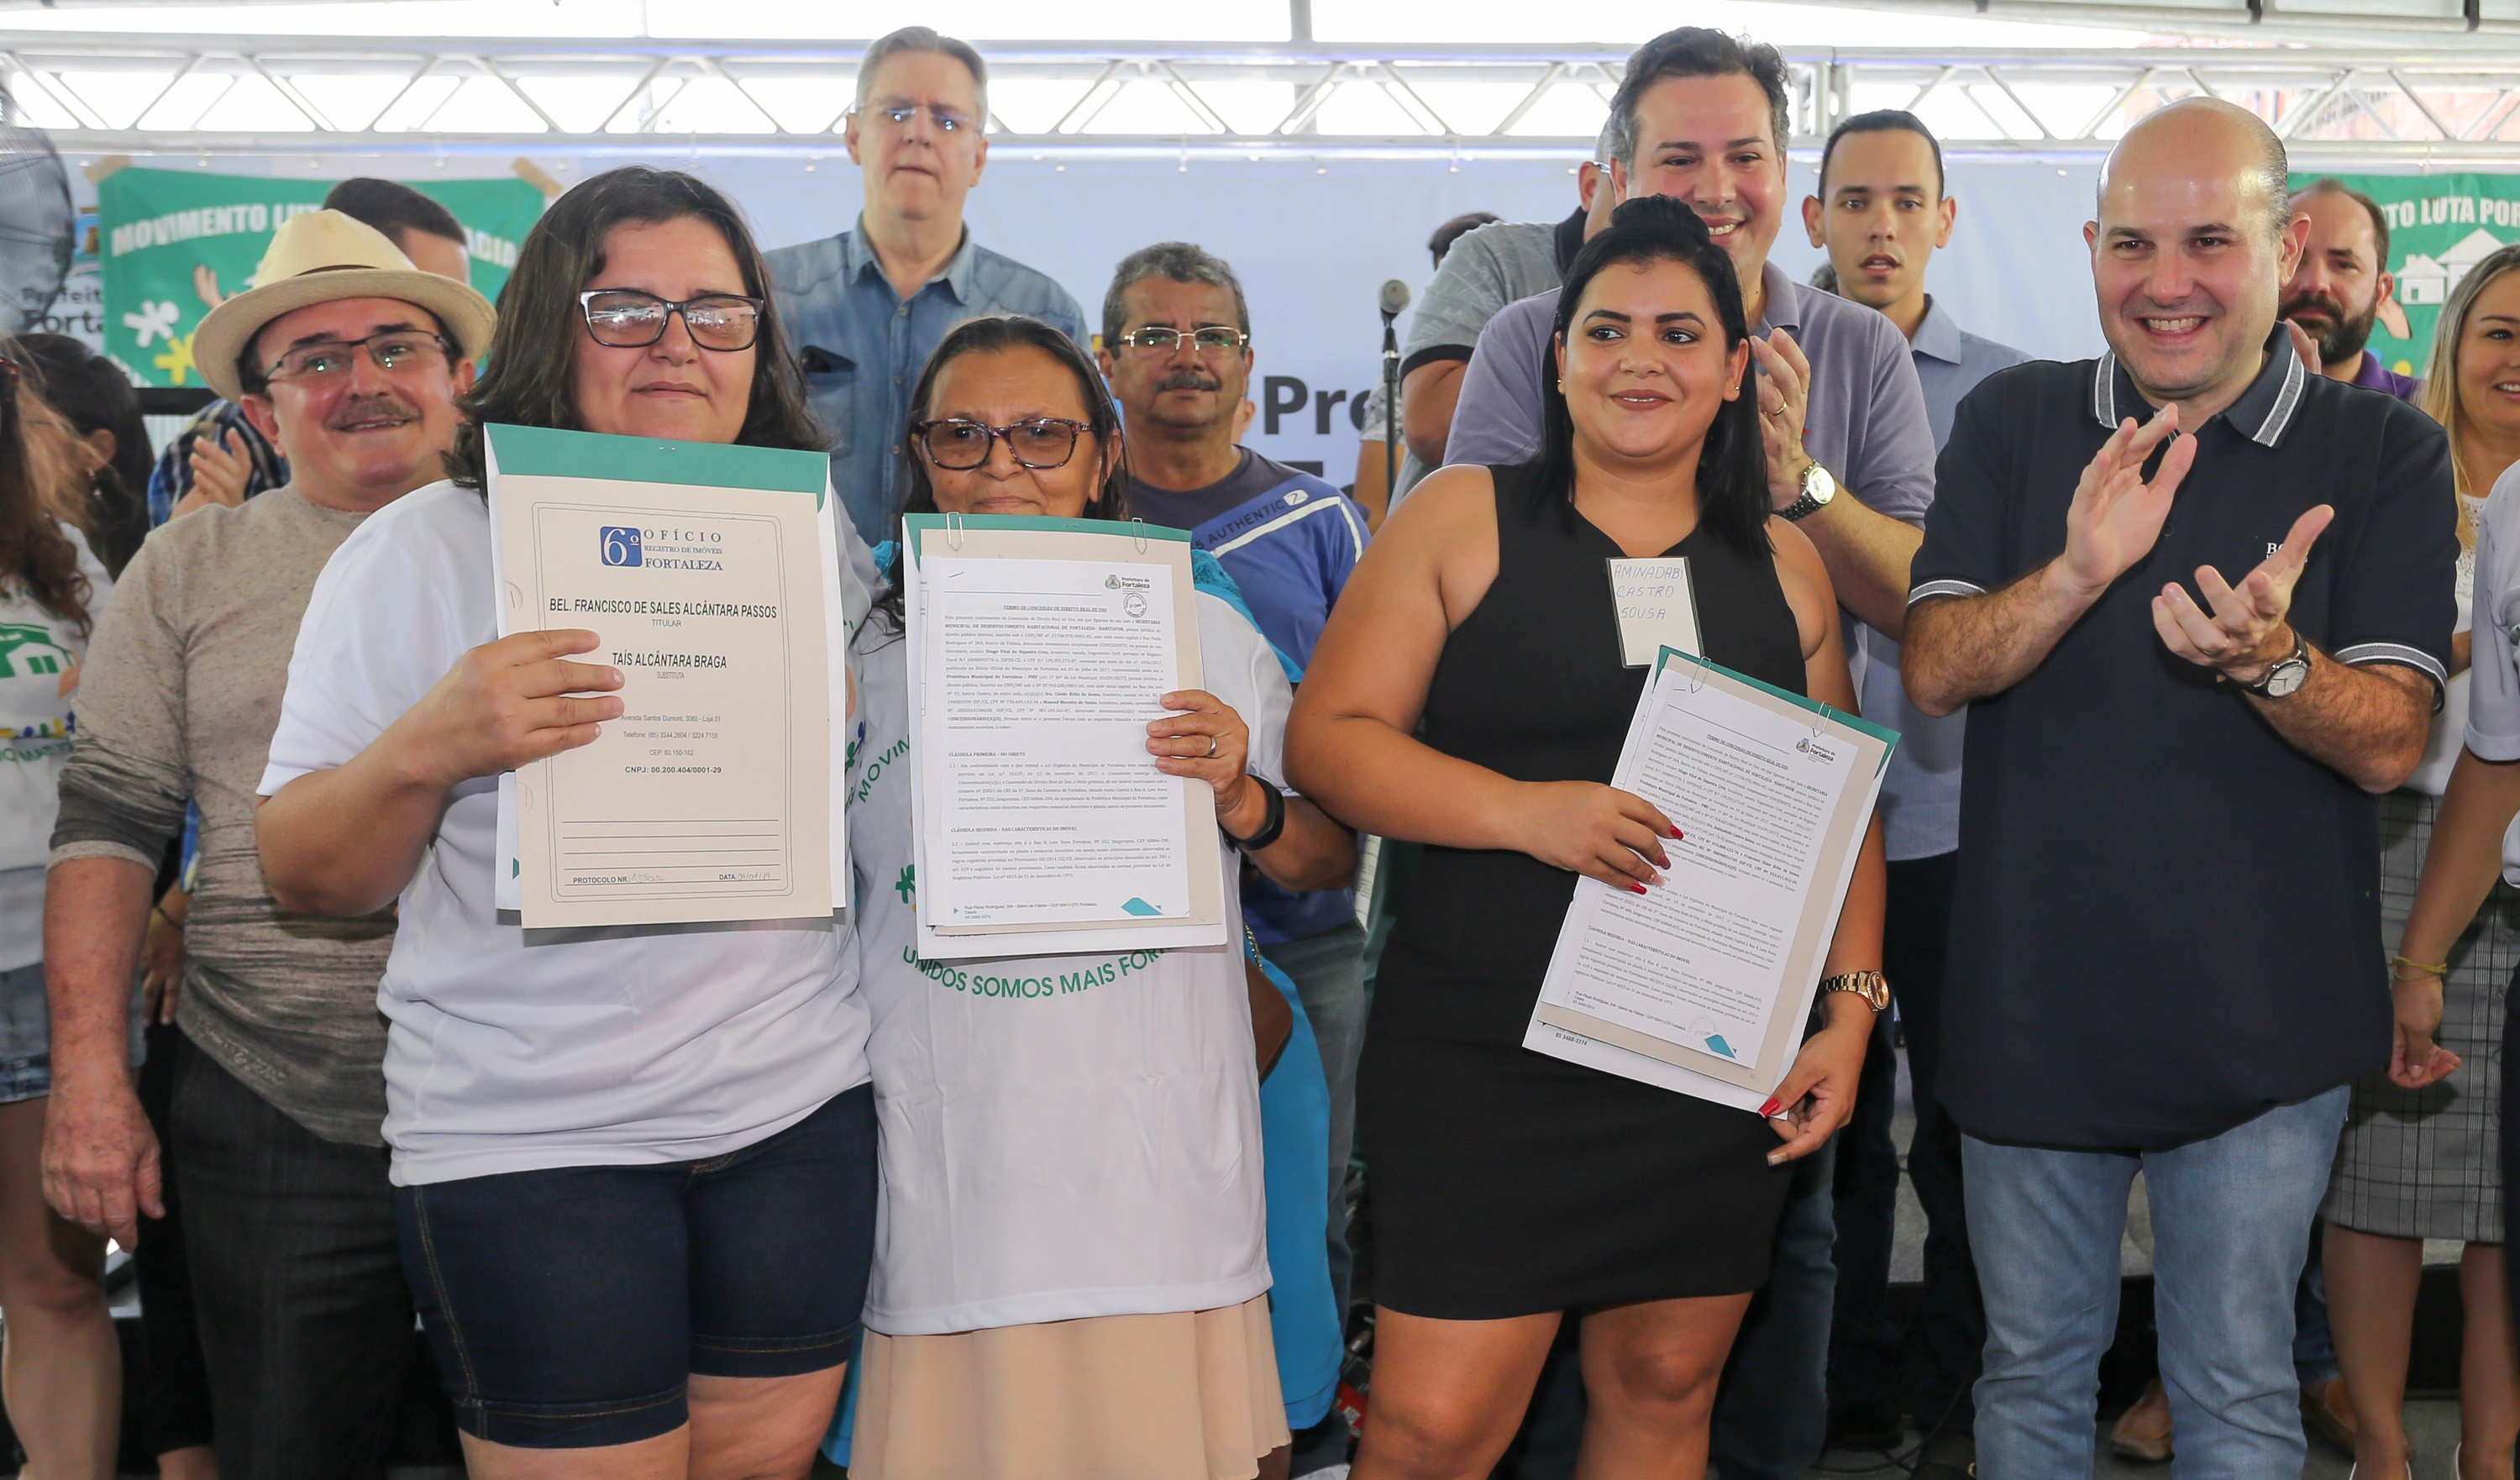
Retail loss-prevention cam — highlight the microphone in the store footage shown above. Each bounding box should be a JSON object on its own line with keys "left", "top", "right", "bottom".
{"left": 1378, "top": 279, "right": 1411, "bottom": 320}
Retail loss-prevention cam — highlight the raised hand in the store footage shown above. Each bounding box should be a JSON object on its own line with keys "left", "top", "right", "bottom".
{"left": 2152, "top": 502, "right": 2334, "bottom": 683}
{"left": 1750, "top": 329, "right": 1814, "bottom": 511}
{"left": 2060, "top": 406, "right": 2196, "bottom": 598}
{"left": 170, "top": 428, "right": 253, "bottom": 518}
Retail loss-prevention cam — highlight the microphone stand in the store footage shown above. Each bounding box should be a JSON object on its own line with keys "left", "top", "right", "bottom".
{"left": 1380, "top": 307, "right": 1401, "bottom": 498}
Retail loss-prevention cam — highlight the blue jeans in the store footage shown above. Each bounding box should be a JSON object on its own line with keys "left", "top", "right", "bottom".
{"left": 1262, "top": 921, "right": 1368, "bottom": 1322}
{"left": 1965, "top": 1086, "right": 2349, "bottom": 1480}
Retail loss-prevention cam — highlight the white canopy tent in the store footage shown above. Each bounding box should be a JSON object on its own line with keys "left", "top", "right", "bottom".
{"left": 5, "top": 0, "right": 2513, "bottom": 472}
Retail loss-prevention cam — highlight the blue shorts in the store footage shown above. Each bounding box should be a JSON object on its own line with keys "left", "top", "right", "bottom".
{"left": 0, "top": 959, "right": 143, "bottom": 1104}
{"left": 394, "top": 1084, "right": 877, "bottom": 1450}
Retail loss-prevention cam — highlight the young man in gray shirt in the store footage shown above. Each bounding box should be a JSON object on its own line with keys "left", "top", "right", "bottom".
{"left": 42, "top": 211, "right": 491, "bottom": 1479}
{"left": 1800, "top": 108, "right": 2026, "bottom": 1480}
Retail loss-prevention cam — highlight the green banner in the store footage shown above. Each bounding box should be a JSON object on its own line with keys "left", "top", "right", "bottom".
{"left": 2292, "top": 171, "right": 2520, "bottom": 382}
{"left": 97, "top": 166, "right": 543, "bottom": 389}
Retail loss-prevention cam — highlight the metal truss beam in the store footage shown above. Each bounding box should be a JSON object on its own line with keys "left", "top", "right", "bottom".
{"left": 5, "top": 35, "right": 2520, "bottom": 162}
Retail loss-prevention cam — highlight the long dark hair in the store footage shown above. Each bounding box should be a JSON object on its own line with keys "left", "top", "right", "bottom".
{"left": 446, "top": 166, "right": 822, "bottom": 489}
{"left": 14, "top": 333, "right": 150, "bottom": 576}
{"left": 0, "top": 341, "right": 96, "bottom": 636}
{"left": 1534, "top": 194, "right": 1770, "bottom": 559}
{"left": 872, "top": 314, "right": 1129, "bottom": 634}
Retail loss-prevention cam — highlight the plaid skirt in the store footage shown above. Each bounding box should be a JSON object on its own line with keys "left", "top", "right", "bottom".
{"left": 2323, "top": 789, "right": 2517, "bottom": 1242}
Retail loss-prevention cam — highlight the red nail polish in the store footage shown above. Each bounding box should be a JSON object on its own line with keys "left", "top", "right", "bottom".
{"left": 1627, "top": 882, "right": 1648, "bottom": 895}
{"left": 1758, "top": 1098, "right": 1782, "bottom": 1117}
{"left": 1670, "top": 827, "right": 1685, "bottom": 840}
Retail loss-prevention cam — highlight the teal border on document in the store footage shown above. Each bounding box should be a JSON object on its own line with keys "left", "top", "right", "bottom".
{"left": 1652, "top": 644, "right": 1903, "bottom": 753}
{"left": 900, "top": 512, "right": 1194, "bottom": 568}
{"left": 485, "top": 422, "right": 827, "bottom": 504}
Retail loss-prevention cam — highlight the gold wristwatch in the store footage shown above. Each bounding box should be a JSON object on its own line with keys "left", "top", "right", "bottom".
{"left": 1819, "top": 970, "right": 1891, "bottom": 1013}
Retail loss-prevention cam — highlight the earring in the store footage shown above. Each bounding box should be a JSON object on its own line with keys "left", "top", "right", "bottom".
{"left": 1556, "top": 379, "right": 1566, "bottom": 391}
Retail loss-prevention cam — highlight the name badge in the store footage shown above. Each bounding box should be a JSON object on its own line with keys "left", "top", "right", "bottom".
{"left": 1607, "top": 557, "right": 1702, "bottom": 668}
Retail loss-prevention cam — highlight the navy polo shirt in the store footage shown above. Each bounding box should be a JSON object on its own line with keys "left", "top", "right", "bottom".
{"left": 1909, "top": 332, "right": 2456, "bottom": 1151}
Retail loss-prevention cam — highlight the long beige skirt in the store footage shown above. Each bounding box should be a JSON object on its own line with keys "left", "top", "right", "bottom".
{"left": 849, "top": 1294, "right": 1291, "bottom": 1480}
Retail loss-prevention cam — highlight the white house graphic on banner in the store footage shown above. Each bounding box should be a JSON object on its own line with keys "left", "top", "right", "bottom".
{"left": 2401, "top": 228, "right": 2511, "bottom": 307}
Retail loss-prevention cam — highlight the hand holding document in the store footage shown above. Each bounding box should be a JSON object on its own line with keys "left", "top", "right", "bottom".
{"left": 901, "top": 514, "right": 1227, "bottom": 960}
{"left": 486, "top": 423, "right": 844, "bottom": 929}
{"left": 1525, "top": 647, "right": 1896, "bottom": 1111}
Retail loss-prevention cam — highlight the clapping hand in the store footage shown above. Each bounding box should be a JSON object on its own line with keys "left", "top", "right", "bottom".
{"left": 1749, "top": 329, "right": 1814, "bottom": 511}
{"left": 2152, "top": 503, "right": 2333, "bottom": 685}
{"left": 2061, "top": 406, "right": 2197, "bottom": 599}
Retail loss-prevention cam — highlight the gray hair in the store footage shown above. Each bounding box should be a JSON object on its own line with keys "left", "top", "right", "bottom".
{"left": 854, "top": 26, "right": 988, "bottom": 128}
{"left": 1101, "top": 242, "right": 1250, "bottom": 347}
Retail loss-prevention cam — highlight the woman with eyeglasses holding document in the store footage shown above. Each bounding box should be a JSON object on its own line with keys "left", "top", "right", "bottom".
{"left": 843, "top": 313, "right": 1353, "bottom": 1480}
{"left": 1284, "top": 197, "right": 1885, "bottom": 1480}
{"left": 252, "top": 168, "right": 878, "bottom": 1479}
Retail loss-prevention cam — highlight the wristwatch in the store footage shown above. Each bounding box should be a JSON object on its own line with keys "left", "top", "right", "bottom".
{"left": 1819, "top": 969, "right": 1891, "bottom": 1013}
{"left": 2238, "top": 629, "right": 2313, "bottom": 699}
{"left": 1225, "top": 778, "right": 1287, "bottom": 853}
{"left": 1777, "top": 461, "right": 1837, "bottom": 522}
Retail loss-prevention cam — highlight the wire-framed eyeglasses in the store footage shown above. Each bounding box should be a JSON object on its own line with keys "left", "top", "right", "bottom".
{"left": 853, "top": 102, "right": 979, "bottom": 135}
{"left": 1115, "top": 325, "right": 1251, "bottom": 354}
{"left": 913, "top": 417, "right": 1093, "bottom": 470}
{"left": 264, "top": 331, "right": 451, "bottom": 385}
{"left": 578, "top": 290, "right": 766, "bottom": 352}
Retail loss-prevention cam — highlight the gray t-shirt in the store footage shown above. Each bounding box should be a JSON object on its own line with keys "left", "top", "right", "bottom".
{"left": 51, "top": 487, "right": 396, "bottom": 1145}
{"left": 1373, "top": 213, "right": 1579, "bottom": 505}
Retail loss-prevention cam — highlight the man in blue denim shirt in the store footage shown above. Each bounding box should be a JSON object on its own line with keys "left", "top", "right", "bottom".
{"left": 765, "top": 26, "right": 1087, "bottom": 547}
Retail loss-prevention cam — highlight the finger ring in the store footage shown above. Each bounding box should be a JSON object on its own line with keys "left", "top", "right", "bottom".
{"left": 1205, "top": 735, "right": 1219, "bottom": 758}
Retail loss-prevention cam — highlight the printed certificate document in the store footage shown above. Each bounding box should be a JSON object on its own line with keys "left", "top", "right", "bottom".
{"left": 486, "top": 424, "right": 837, "bottom": 929}
{"left": 900, "top": 513, "right": 1227, "bottom": 960}
{"left": 1525, "top": 647, "right": 1896, "bottom": 1107}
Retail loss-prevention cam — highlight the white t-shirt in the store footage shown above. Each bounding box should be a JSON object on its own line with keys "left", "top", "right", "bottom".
{"left": 2408, "top": 492, "right": 2489, "bottom": 796}
{"left": 0, "top": 525, "right": 111, "bottom": 970}
{"left": 848, "top": 590, "right": 1281, "bottom": 1336}
{"left": 2461, "top": 466, "right": 2520, "bottom": 879}
{"left": 259, "top": 480, "right": 871, "bottom": 1186}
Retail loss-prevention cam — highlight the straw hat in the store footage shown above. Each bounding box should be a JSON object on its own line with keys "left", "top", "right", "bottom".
{"left": 192, "top": 209, "right": 497, "bottom": 403}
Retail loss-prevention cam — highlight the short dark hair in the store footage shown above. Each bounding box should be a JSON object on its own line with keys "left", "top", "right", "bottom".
{"left": 444, "top": 166, "right": 821, "bottom": 491}
{"left": 1430, "top": 212, "right": 1500, "bottom": 268}
{"left": 1537, "top": 195, "right": 1768, "bottom": 560}
{"left": 1819, "top": 109, "right": 1945, "bottom": 200}
{"left": 2291, "top": 176, "right": 2391, "bottom": 265}
{"left": 323, "top": 177, "right": 466, "bottom": 250}
{"left": 1102, "top": 242, "right": 1249, "bottom": 348}
{"left": 1606, "top": 29, "right": 1792, "bottom": 171}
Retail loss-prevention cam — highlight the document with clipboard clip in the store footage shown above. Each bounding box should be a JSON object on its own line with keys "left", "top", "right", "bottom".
{"left": 1525, "top": 644, "right": 1898, "bottom": 1113}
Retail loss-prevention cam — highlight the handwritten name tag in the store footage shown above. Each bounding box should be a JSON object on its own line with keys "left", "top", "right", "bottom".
{"left": 1607, "top": 557, "right": 1702, "bottom": 669}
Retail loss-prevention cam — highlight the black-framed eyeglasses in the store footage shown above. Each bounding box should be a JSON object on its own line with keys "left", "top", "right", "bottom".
{"left": 1115, "top": 325, "right": 1250, "bottom": 354}
{"left": 853, "top": 101, "right": 979, "bottom": 135}
{"left": 913, "top": 417, "right": 1092, "bottom": 470}
{"left": 578, "top": 290, "right": 766, "bottom": 352}
{"left": 265, "top": 331, "right": 452, "bottom": 385}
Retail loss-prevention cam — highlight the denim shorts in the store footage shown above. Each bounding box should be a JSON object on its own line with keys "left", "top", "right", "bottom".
{"left": 0, "top": 959, "right": 144, "bottom": 1104}
{"left": 394, "top": 1083, "right": 878, "bottom": 1450}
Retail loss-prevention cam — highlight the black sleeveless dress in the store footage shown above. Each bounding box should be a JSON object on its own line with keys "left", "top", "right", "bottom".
{"left": 1358, "top": 462, "right": 1808, "bottom": 1320}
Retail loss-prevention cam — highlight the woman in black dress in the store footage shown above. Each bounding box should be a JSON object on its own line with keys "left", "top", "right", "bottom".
{"left": 1286, "top": 197, "right": 1882, "bottom": 1480}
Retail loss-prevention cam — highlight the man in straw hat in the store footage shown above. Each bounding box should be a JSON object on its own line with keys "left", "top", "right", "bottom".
{"left": 43, "top": 208, "right": 491, "bottom": 1478}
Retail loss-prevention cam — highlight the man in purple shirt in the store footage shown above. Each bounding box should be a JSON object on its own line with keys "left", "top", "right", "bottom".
{"left": 2281, "top": 178, "right": 2422, "bottom": 403}
{"left": 1443, "top": 28, "right": 1938, "bottom": 1480}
